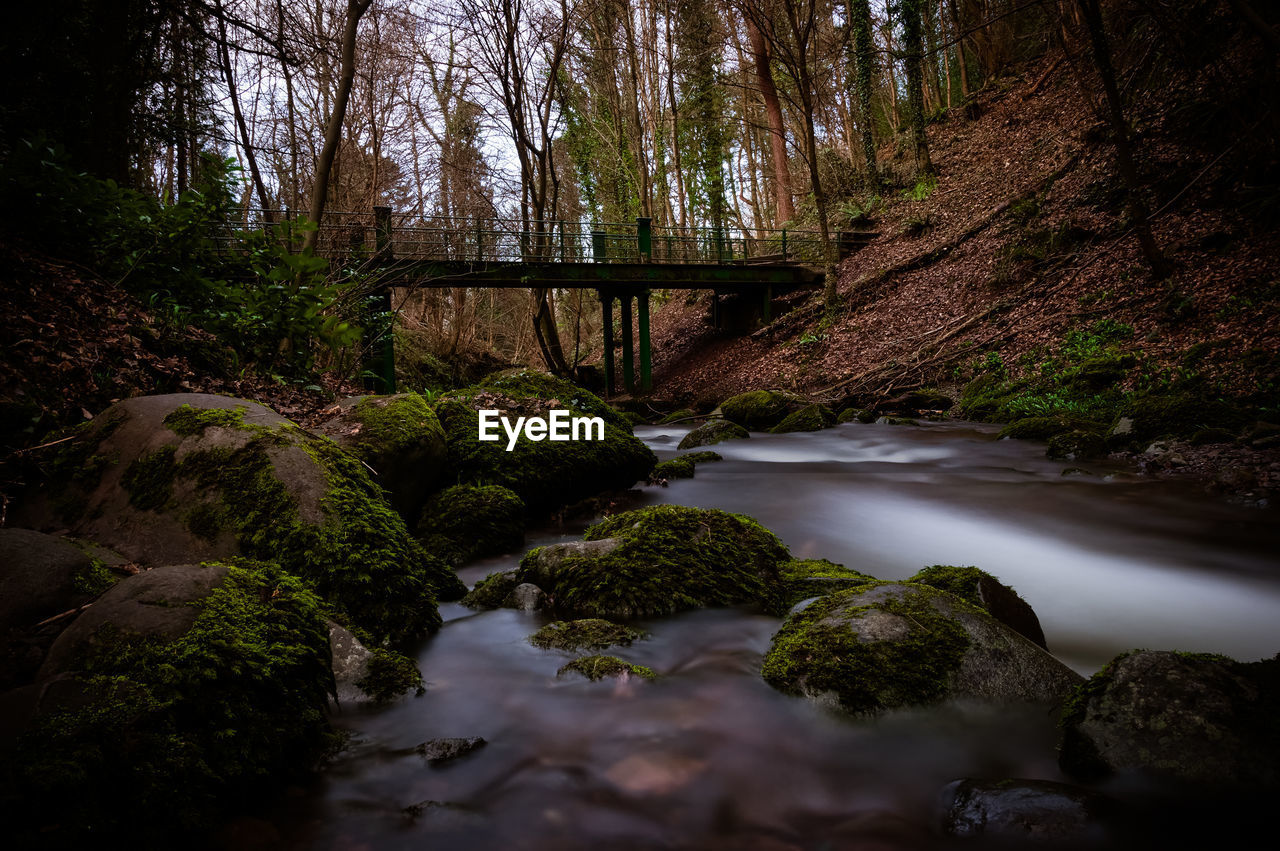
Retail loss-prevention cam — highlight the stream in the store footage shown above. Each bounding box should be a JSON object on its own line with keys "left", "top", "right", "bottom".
{"left": 274, "top": 420, "right": 1280, "bottom": 849}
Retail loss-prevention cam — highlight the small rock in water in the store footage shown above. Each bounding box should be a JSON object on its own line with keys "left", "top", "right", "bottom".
{"left": 416, "top": 736, "right": 487, "bottom": 764}
{"left": 509, "top": 583, "right": 546, "bottom": 611}
{"left": 941, "top": 778, "right": 1113, "bottom": 843}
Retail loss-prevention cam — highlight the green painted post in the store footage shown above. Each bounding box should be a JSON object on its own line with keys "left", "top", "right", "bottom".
{"left": 762, "top": 284, "right": 772, "bottom": 324}
{"left": 781, "top": 228, "right": 787, "bottom": 261}
{"left": 714, "top": 226, "right": 725, "bottom": 263}
{"left": 620, "top": 293, "right": 634, "bottom": 394}
{"left": 559, "top": 220, "right": 566, "bottom": 262}
{"left": 638, "top": 289, "right": 652, "bottom": 393}
{"left": 475, "top": 216, "right": 483, "bottom": 261}
{"left": 592, "top": 229, "right": 607, "bottom": 263}
{"left": 600, "top": 290, "right": 615, "bottom": 396}
{"left": 373, "top": 205, "right": 392, "bottom": 261}
{"left": 636, "top": 216, "right": 652, "bottom": 262}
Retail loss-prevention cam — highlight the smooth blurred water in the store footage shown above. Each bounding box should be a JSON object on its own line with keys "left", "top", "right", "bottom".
{"left": 273, "top": 420, "right": 1280, "bottom": 850}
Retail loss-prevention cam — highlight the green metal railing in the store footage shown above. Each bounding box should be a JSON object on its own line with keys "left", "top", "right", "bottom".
{"left": 224, "top": 210, "right": 831, "bottom": 267}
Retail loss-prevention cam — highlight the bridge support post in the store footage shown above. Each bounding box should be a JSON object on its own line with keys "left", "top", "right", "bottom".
{"left": 374, "top": 205, "right": 392, "bottom": 261}
{"left": 600, "top": 290, "right": 615, "bottom": 397}
{"left": 620, "top": 292, "right": 635, "bottom": 394}
{"left": 638, "top": 289, "right": 651, "bottom": 394}
{"left": 762, "top": 284, "right": 772, "bottom": 324}
{"left": 636, "top": 217, "right": 651, "bottom": 263}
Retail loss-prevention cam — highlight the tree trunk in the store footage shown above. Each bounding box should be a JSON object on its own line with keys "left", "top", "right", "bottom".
{"left": 304, "top": 0, "right": 372, "bottom": 254}
{"left": 1077, "top": 0, "right": 1168, "bottom": 277}
{"left": 746, "top": 17, "right": 795, "bottom": 223}
{"left": 849, "top": 0, "right": 878, "bottom": 179}
{"left": 900, "top": 0, "right": 934, "bottom": 176}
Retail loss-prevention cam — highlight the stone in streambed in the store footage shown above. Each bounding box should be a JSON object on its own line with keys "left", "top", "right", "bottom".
{"left": 941, "top": 778, "right": 1114, "bottom": 844}
{"left": 908, "top": 565, "right": 1047, "bottom": 650}
{"left": 677, "top": 419, "right": 749, "bottom": 449}
{"left": 417, "top": 736, "right": 487, "bottom": 764}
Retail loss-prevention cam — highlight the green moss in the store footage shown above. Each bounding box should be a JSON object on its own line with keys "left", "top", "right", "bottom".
{"left": 998, "top": 417, "right": 1080, "bottom": 441}
{"left": 518, "top": 505, "right": 790, "bottom": 619}
{"left": 680, "top": 451, "right": 722, "bottom": 464}
{"left": 1113, "top": 392, "right": 1249, "bottom": 446}
{"left": 183, "top": 501, "right": 223, "bottom": 541}
{"left": 355, "top": 647, "right": 425, "bottom": 702}
{"left": 676, "top": 419, "right": 750, "bottom": 449}
{"left": 658, "top": 408, "right": 697, "bottom": 424}
{"left": 345, "top": 393, "right": 445, "bottom": 460}
{"left": 71, "top": 559, "right": 116, "bottom": 597}
{"left": 1046, "top": 430, "right": 1107, "bottom": 460}
{"left": 557, "top": 655, "right": 657, "bottom": 681}
{"left": 461, "top": 570, "right": 521, "bottom": 609}
{"left": 416, "top": 484, "right": 525, "bottom": 565}
{"left": 622, "top": 410, "right": 648, "bottom": 427}
{"left": 761, "top": 583, "right": 971, "bottom": 716}
{"left": 775, "top": 558, "right": 877, "bottom": 611}
{"left": 120, "top": 446, "right": 177, "bottom": 511}
{"left": 771, "top": 404, "right": 835, "bottom": 433}
{"left": 876, "top": 416, "right": 919, "bottom": 426}
{"left": 477, "top": 369, "right": 631, "bottom": 432}
{"left": 720, "top": 390, "right": 796, "bottom": 429}
{"left": 8, "top": 560, "right": 335, "bottom": 844}
{"left": 162, "top": 404, "right": 251, "bottom": 437}
{"left": 529, "top": 619, "right": 644, "bottom": 651}
{"left": 836, "top": 407, "right": 866, "bottom": 424}
{"left": 435, "top": 392, "right": 655, "bottom": 513}
{"left": 907, "top": 565, "right": 990, "bottom": 608}
{"left": 651, "top": 458, "right": 696, "bottom": 480}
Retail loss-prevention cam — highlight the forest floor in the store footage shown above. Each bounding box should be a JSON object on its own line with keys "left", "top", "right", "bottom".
{"left": 642, "top": 52, "right": 1279, "bottom": 503}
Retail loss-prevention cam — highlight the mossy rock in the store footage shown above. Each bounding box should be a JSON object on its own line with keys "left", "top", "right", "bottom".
{"left": 907, "top": 565, "right": 1047, "bottom": 649}
{"left": 517, "top": 505, "right": 790, "bottom": 619}
{"left": 557, "top": 655, "right": 656, "bottom": 681}
{"left": 762, "top": 583, "right": 1081, "bottom": 716}
{"left": 14, "top": 394, "right": 461, "bottom": 643}
{"left": 621, "top": 410, "right": 649, "bottom": 427}
{"left": 680, "top": 450, "right": 722, "bottom": 464}
{"left": 776, "top": 558, "right": 877, "bottom": 612}
{"left": 876, "top": 416, "right": 919, "bottom": 426}
{"left": 0, "top": 529, "right": 122, "bottom": 636}
{"left": 658, "top": 409, "right": 698, "bottom": 425}
{"left": 651, "top": 458, "right": 696, "bottom": 481}
{"left": 677, "top": 419, "right": 749, "bottom": 450}
{"left": 837, "top": 407, "right": 875, "bottom": 424}
{"left": 998, "top": 417, "right": 1080, "bottom": 441}
{"left": 529, "top": 619, "right": 644, "bottom": 651}
{"left": 416, "top": 484, "right": 525, "bottom": 566}
{"left": 3, "top": 561, "right": 335, "bottom": 844}
{"left": 1059, "top": 650, "right": 1280, "bottom": 787}
{"left": 1190, "top": 427, "right": 1236, "bottom": 446}
{"left": 477, "top": 368, "right": 632, "bottom": 433}
{"left": 1063, "top": 354, "right": 1135, "bottom": 392}
{"left": 314, "top": 393, "right": 447, "bottom": 523}
{"left": 720, "top": 390, "right": 799, "bottom": 429}
{"left": 461, "top": 569, "right": 520, "bottom": 609}
{"left": 959, "top": 374, "right": 1017, "bottom": 422}
{"left": 1046, "top": 430, "right": 1107, "bottom": 461}
{"left": 878, "top": 389, "right": 954, "bottom": 414}
{"left": 771, "top": 404, "right": 836, "bottom": 434}
{"left": 435, "top": 374, "right": 655, "bottom": 513}
{"left": 1111, "top": 392, "right": 1250, "bottom": 447}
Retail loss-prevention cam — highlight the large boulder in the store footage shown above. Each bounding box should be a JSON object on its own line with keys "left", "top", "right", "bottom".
{"left": 770, "top": 404, "right": 835, "bottom": 434}
{"left": 908, "top": 565, "right": 1047, "bottom": 649}
{"left": 314, "top": 393, "right": 447, "bottom": 523}
{"left": 416, "top": 483, "right": 525, "bottom": 565}
{"left": 1, "top": 561, "right": 335, "bottom": 845}
{"left": 1059, "top": 650, "right": 1280, "bottom": 787}
{"left": 762, "top": 583, "right": 1082, "bottom": 716}
{"left": 435, "top": 370, "right": 655, "bottom": 513}
{"left": 720, "top": 390, "right": 800, "bottom": 429}
{"left": 677, "top": 419, "right": 749, "bottom": 449}
{"left": 14, "top": 393, "right": 462, "bottom": 642}
{"left": 776, "top": 558, "right": 877, "bottom": 613}
{"left": 516, "top": 505, "right": 790, "bottom": 619}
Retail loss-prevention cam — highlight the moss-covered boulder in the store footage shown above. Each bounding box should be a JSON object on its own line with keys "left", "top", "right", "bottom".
{"left": 2, "top": 561, "right": 335, "bottom": 844}
{"left": 416, "top": 484, "right": 525, "bottom": 565}
{"left": 771, "top": 404, "right": 836, "bottom": 434}
{"left": 908, "top": 565, "right": 1047, "bottom": 650}
{"left": 650, "top": 458, "right": 695, "bottom": 481}
{"left": 680, "top": 450, "right": 722, "bottom": 464}
{"left": 762, "top": 583, "right": 1082, "bottom": 716}
{"left": 658, "top": 409, "right": 698, "bottom": 425}
{"left": 677, "top": 419, "right": 749, "bottom": 449}
{"left": 776, "top": 559, "right": 877, "bottom": 612}
{"left": 998, "top": 417, "right": 1081, "bottom": 441}
{"left": 878, "top": 389, "right": 954, "bottom": 415}
{"left": 720, "top": 390, "right": 799, "bottom": 429}
{"left": 435, "top": 372, "right": 655, "bottom": 513}
{"left": 461, "top": 569, "right": 523, "bottom": 609}
{"left": 0, "top": 530, "right": 121, "bottom": 636}
{"left": 517, "top": 506, "right": 790, "bottom": 619}
{"left": 557, "top": 655, "right": 656, "bottom": 681}
{"left": 836, "top": 407, "right": 876, "bottom": 424}
{"left": 1059, "top": 650, "right": 1280, "bottom": 787}
{"left": 876, "top": 416, "right": 919, "bottom": 426}
{"left": 314, "top": 393, "right": 446, "bottom": 523}
{"left": 1110, "top": 392, "right": 1249, "bottom": 447}
{"left": 1046, "top": 430, "right": 1107, "bottom": 461}
{"left": 14, "top": 394, "right": 462, "bottom": 643}
{"left": 529, "top": 619, "right": 644, "bottom": 651}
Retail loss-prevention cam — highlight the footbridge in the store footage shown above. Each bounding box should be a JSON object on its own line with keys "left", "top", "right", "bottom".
{"left": 234, "top": 207, "right": 875, "bottom": 395}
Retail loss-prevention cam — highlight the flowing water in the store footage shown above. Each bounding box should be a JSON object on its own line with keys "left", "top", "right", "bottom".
{"left": 274, "top": 421, "right": 1280, "bottom": 849}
